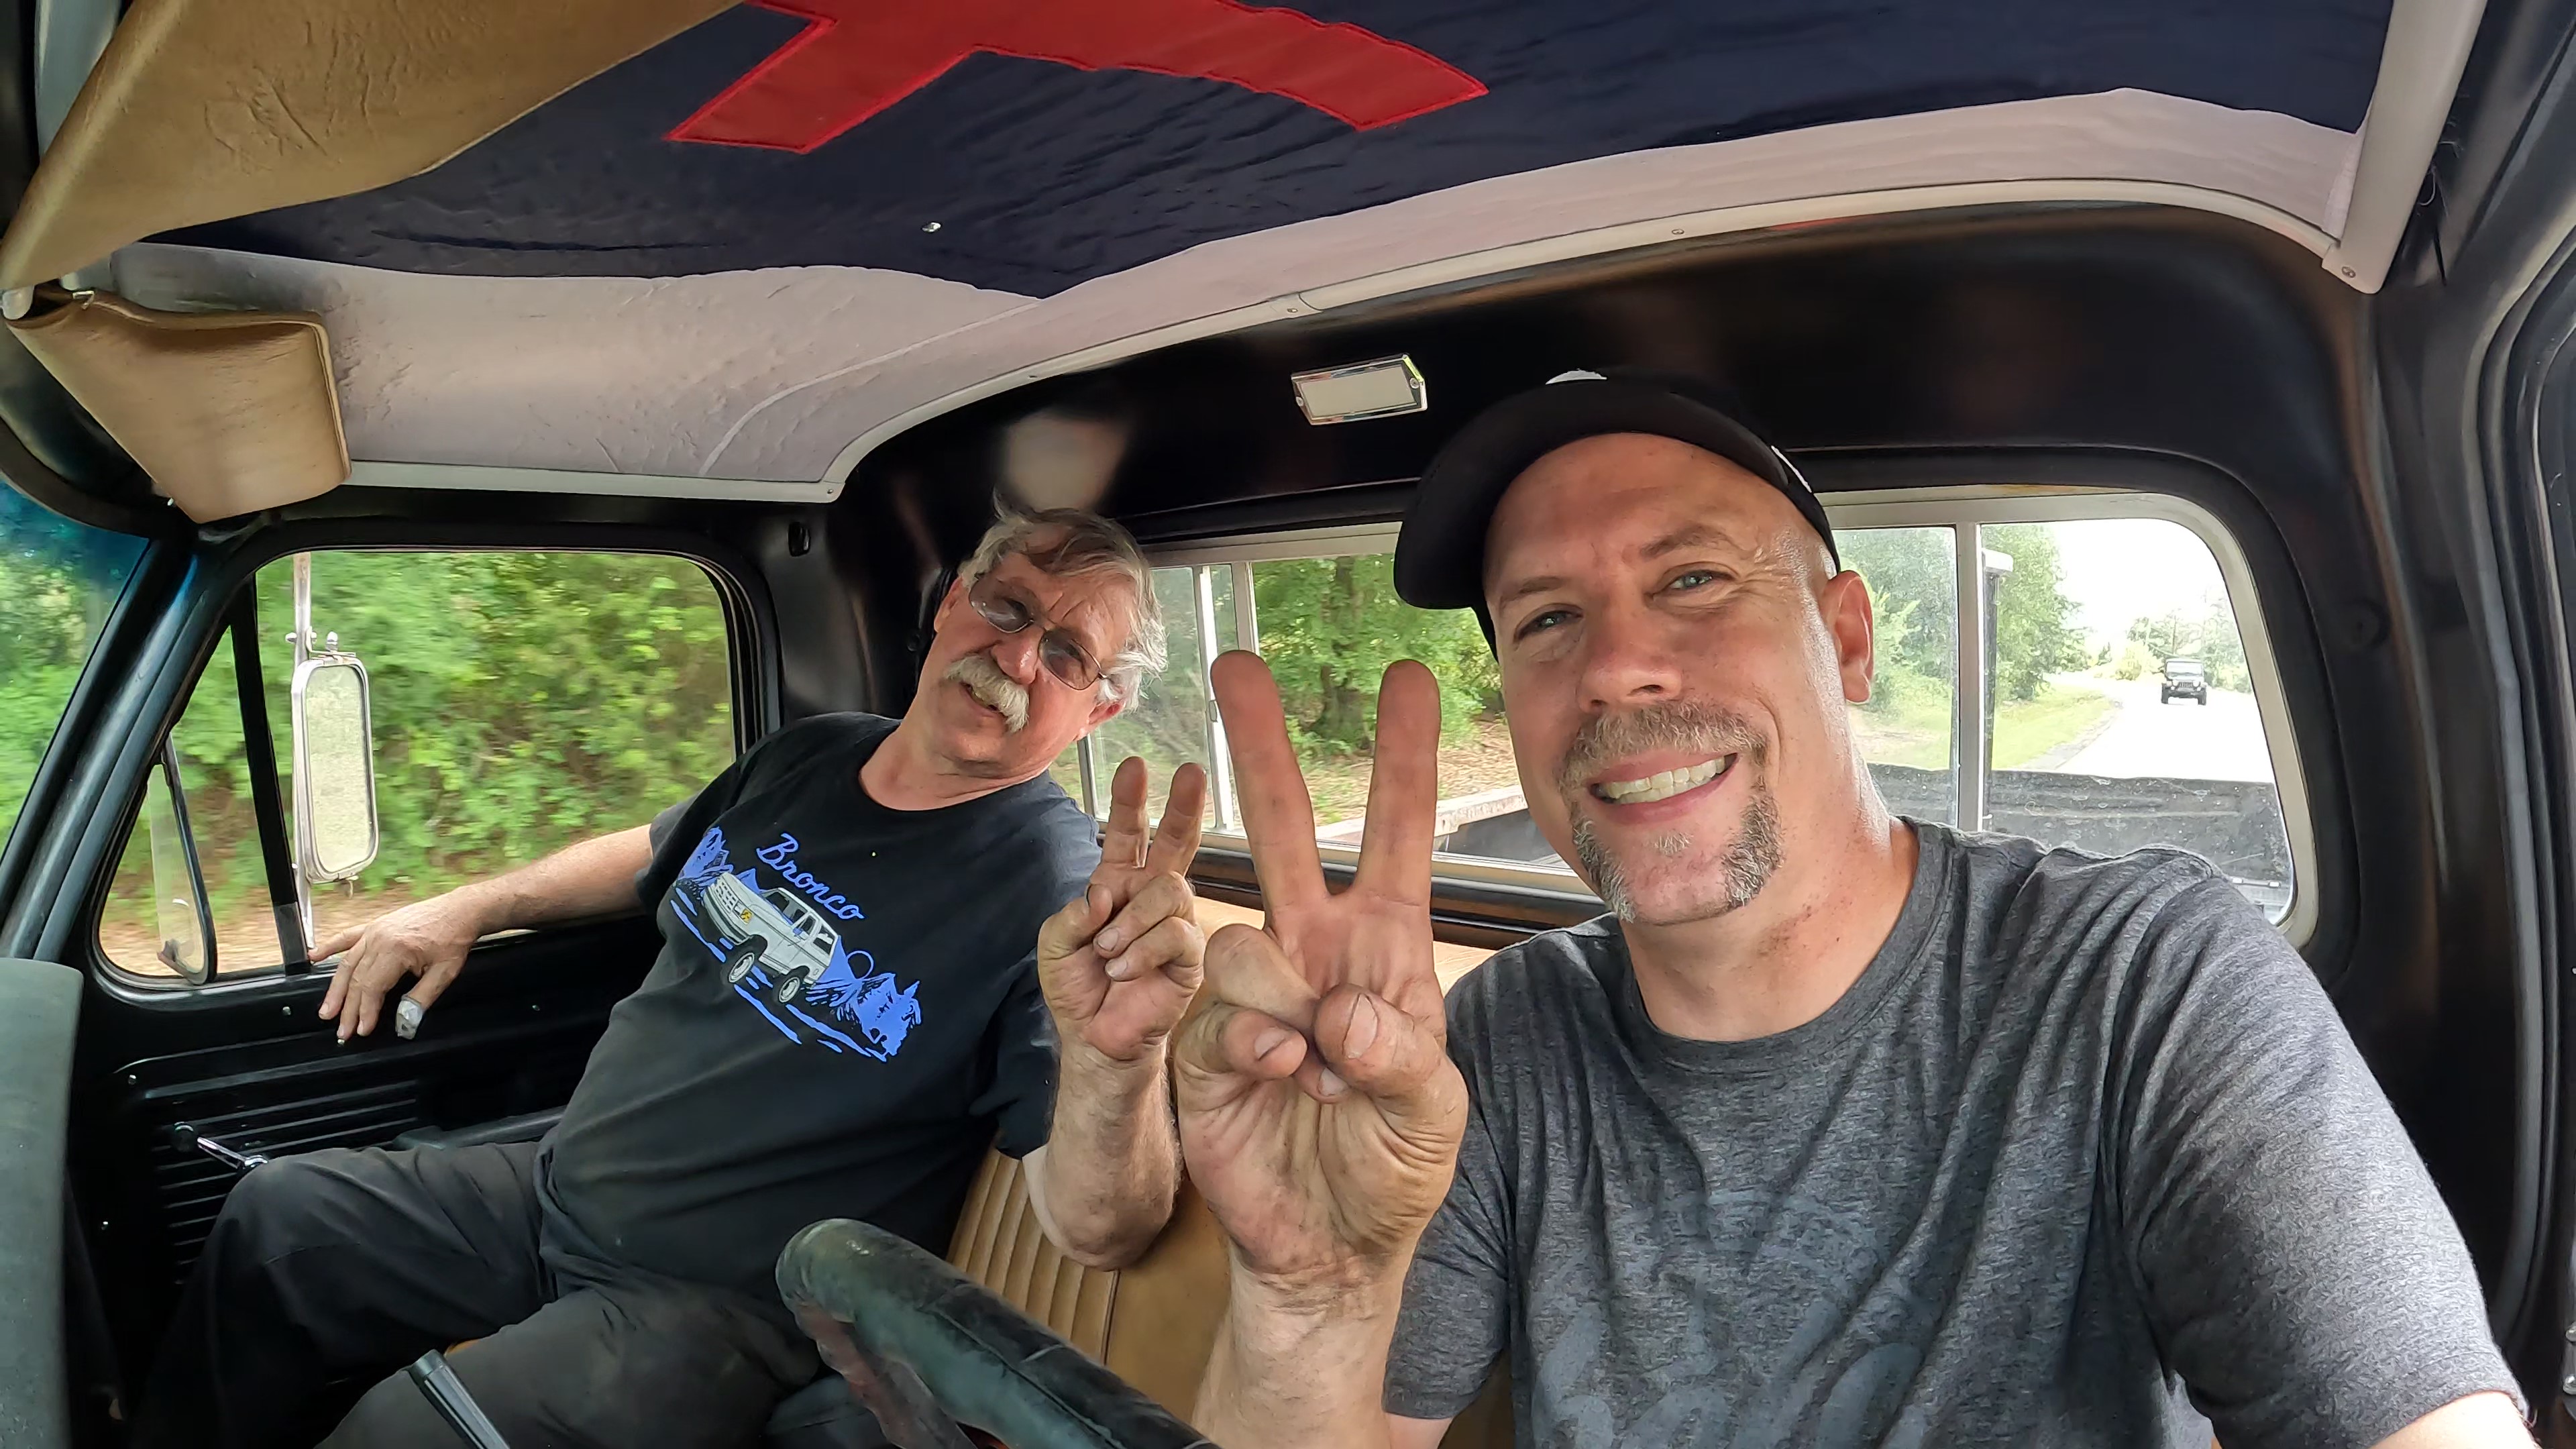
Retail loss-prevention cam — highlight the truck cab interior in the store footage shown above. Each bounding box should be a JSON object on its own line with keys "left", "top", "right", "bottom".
{"left": 7, "top": 0, "right": 2576, "bottom": 1444}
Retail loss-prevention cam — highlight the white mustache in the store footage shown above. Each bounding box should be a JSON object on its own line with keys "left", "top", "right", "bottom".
{"left": 945, "top": 653, "right": 1030, "bottom": 733}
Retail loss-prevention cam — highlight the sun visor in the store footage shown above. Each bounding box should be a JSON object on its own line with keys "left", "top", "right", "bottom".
{"left": 10, "top": 288, "right": 347, "bottom": 521}
{"left": 0, "top": 0, "right": 735, "bottom": 290}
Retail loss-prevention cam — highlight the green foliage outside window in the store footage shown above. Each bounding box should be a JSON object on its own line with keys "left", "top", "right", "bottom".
{"left": 280, "top": 551, "right": 735, "bottom": 901}
{"left": 1251, "top": 554, "right": 1496, "bottom": 755}
{"left": 1982, "top": 523, "right": 2088, "bottom": 702}
{"left": 0, "top": 489, "right": 146, "bottom": 845}
{"left": 1842, "top": 523, "right": 2086, "bottom": 707}
{"left": 98, "top": 551, "right": 736, "bottom": 947}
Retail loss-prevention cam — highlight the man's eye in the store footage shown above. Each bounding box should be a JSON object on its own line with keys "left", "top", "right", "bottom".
{"left": 1516, "top": 608, "right": 1574, "bottom": 639}
{"left": 1666, "top": 569, "right": 1722, "bottom": 592}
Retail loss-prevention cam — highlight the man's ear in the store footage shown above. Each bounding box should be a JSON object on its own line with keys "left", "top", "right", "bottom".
{"left": 1084, "top": 694, "right": 1128, "bottom": 733}
{"left": 928, "top": 574, "right": 971, "bottom": 639}
{"left": 1821, "top": 568, "right": 1876, "bottom": 705}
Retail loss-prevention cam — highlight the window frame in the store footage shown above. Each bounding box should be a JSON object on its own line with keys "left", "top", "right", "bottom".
{"left": 85, "top": 538, "right": 771, "bottom": 1000}
{"left": 1828, "top": 484, "right": 2316, "bottom": 943}
{"left": 1103, "top": 488, "right": 2314, "bottom": 942}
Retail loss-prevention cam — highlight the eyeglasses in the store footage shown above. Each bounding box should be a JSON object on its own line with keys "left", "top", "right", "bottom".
{"left": 968, "top": 576, "right": 1106, "bottom": 692}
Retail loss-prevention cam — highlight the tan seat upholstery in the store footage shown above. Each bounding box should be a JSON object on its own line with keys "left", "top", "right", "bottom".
{"left": 942, "top": 1146, "right": 1511, "bottom": 1446}
{"left": 942, "top": 1148, "right": 1233, "bottom": 1422}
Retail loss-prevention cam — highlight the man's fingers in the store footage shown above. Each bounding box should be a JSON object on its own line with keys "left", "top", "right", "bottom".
{"left": 1098, "top": 757, "right": 1152, "bottom": 873}
{"left": 1096, "top": 873, "right": 1194, "bottom": 962}
{"left": 319, "top": 965, "right": 349, "bottom": 1021}
{"left": 1313, "top": 983, "right": 1464, "bottom": 1143}
{"left": 1211, "top": 651, "right": 1328, "bottom": 914}
{"left": 346, "top": 973, "right": 384, "bottom": 1040}
{"left": 1143, "top": 763, "right": 1208, "bottom": 878}
{"left": 409, "top": 957, "right": 466, "bottom": 1012}
{"left": 1210, "top": 1002, "right": 1309, "bottom": 1080}
{"left": 1102, "top": 914, "right": 1205, "bottom": 989}
{"left": 1354, "top": 660, "right": 1442, "bottom": 906}
{"left": 1201, "top": 922, "right": 1321, "bottom": 1030}
{"left": 313, "top": 926, "right": 362, "bottom": 963}
{"left": 1038, "top": 885, "right": 1113, "bottom": 963}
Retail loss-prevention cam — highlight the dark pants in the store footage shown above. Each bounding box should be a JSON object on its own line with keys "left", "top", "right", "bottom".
{"left": 127, "top": 1142, "right": 818, "bottom": 1449}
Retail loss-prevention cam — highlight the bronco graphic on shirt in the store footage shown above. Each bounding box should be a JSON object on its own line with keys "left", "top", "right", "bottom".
{"left": 667, "top": 824, "right": 922, "bottom": 1060}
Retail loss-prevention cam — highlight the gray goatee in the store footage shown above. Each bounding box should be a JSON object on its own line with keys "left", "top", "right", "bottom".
{"left": 1558, "top": 700, "right": 1782, "bottom": 924}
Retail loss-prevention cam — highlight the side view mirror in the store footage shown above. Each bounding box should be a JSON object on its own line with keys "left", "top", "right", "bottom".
{"left": 291, "top": 649, "right": 380, "bottom": 883}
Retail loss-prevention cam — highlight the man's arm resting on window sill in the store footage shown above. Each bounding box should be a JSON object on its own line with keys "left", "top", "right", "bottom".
{"left": 316, "top": 824, "right": 655, "bottom": 1040}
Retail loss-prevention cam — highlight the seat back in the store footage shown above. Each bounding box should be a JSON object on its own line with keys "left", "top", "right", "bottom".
{"left": 943, "top": 1150, "right": 1233, "bottom": 1421}
{"left": 941, "top": 1148, "right": 1509, "bottom": 1446}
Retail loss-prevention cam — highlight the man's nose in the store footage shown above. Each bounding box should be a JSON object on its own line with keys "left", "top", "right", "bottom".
{"left": 1578, "top": 596, "right": 1684, "bottom": 709}
{"left": 989, "top": 627, "right": 1044, "bottom": 686}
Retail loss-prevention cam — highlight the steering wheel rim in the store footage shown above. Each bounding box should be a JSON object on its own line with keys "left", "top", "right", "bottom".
{"left": 775, "top": 1218, "right": 1216, "bottom": 1449}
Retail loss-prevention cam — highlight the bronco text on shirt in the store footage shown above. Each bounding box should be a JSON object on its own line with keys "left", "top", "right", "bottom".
{"left": 1384, "top": 824, "right": 2515, "bottom": 1448}
{"left": 539, "top": 713, "right": 1097, "bottom": 1302}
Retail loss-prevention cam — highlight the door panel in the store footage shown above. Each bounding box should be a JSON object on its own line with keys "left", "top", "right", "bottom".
{"left": 69, "top": 914, "right": 661, "bottom": 1380}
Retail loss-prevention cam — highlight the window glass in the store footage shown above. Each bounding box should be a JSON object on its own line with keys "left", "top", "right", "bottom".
{"left": 0, "top": 488, "right": 147, "bottom": 845}
{"left": 1839, "top": 526, "right": 1957, "bottom": 826}
{"left": 1983, "top": 517, "right": 2291, "bottom": 918}
{"left": 99, "top": 551, "right": 737, "bottom": 983}
{"left": 1248, "top": 553, "right": 1566, "bottom": 873}
{"left": 1087, "top": 565, "right": 1225, "bottom": 824}
{"left": 1056, "top": 547, "right": 1574, "bottom": 878}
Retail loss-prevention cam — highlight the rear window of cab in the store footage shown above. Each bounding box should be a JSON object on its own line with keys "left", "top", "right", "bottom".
{"left": 1055, "top": 486, "right": 2311, "bottom": 942}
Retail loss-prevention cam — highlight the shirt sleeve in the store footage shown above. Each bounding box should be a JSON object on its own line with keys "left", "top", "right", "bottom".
{"left": 2111, "top": 876, "right": 2519, "bottom": 1448}
{"left": 971, "top": 965, "right": 1059, "bottom": 1159}
{"left": 632, "top": 757, "right": 749, "bottom": 908}
{"left": 1383, "top": 1000, "right": 1515, "bottom": 1422}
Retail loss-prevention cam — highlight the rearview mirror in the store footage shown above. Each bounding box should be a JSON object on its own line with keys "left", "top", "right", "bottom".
{"left": 292, "top": 653, "right": 380, "bottom": 882}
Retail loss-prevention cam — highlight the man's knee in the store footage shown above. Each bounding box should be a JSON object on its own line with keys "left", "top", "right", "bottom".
{"left": 198, "top": 1150, "right": 376, "bottom": 1281}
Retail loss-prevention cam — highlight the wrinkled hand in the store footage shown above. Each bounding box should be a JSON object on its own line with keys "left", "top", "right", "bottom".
{"left": 1176, "top": 653, "right": 1466, "bottom": 1293}
{"left": 1037, "top": 759, "right": 1208, "bottom": 1065}
{"left": 315, "top": 892, "right": 486, "bottom": 1042}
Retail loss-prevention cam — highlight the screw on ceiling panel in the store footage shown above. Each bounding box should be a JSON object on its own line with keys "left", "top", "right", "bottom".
{"left": 922, "top": 221, "right": 943, "bottom": 232}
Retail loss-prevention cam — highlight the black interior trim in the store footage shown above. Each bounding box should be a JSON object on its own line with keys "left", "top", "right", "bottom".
{"left": 225, "top": 592, "right": 307, "bottom": 973}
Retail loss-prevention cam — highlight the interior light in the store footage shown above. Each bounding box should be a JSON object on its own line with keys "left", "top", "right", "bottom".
{"left": 1290, "top": 355, "right": 1427, "bottom": 425}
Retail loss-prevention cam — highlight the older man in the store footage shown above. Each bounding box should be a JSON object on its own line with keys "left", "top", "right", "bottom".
{"left": 131, "top": 507, "right": 1206, "bottom": 1448}
{"left": 1179, "top": 373, "right": 2526, "bottom": 1448}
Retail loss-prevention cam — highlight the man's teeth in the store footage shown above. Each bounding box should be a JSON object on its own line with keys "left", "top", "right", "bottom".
{"left": 1595, "top": 757, "right": 1727, "bottom": 804}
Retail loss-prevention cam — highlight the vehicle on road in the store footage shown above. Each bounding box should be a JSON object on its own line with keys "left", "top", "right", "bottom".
{"left": 2161, "top": 658, "right": 2209, "bottom": 705}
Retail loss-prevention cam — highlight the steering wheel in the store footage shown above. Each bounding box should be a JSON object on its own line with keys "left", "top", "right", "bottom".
{"left": 774, "top": 1219, "right": 1216, "bottom": 1449}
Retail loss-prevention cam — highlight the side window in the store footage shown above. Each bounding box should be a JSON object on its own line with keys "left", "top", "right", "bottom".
{"left": 1837, "top": 502, "right": 2300, "bottom": 925}
{"left": 1055, "top": 540, "right": 1575, "bottom": 884}
{"left": 97, "top": 550, "right": 738, "bottom": 985}
{"left": 0, "top": 488, "right": 147, "bottom": 845}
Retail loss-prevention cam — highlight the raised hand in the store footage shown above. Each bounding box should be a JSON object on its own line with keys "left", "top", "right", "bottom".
{"left": 1036, "top": 759, "right": 1209, "bottom": 1065}
{"left": 1176, "top": 652, "right": 1467, "bottom": 1292}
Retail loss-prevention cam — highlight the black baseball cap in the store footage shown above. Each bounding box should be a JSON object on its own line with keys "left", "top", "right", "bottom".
{"left": 1393, "top": 369, "right": 1837, "bottom": 619}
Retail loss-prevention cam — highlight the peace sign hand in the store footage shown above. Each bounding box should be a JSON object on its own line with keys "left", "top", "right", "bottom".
{"left": 1175, "top": 653, "right": 1467, "bottom": 1295}
{"left": 1037, "top": 759, "right": 1209, "bottom": 1066}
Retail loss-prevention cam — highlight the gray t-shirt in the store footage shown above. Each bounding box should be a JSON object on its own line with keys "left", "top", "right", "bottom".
{"left": 1385, "top": 824, "right": 2515, "bottom": 1447}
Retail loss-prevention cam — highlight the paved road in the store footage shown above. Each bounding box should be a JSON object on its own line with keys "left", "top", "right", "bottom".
{"left": 2049, "top": 676, "right": 2273, "bottom": 782}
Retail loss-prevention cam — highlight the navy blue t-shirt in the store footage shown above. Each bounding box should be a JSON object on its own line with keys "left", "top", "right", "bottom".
{"left": 539, "top": 713, "right": 1097, "bottom": 1299}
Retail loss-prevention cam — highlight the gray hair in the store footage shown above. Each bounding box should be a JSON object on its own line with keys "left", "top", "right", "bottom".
{"left": 959, "top": 506, "right": 1167, "bottom": 706}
